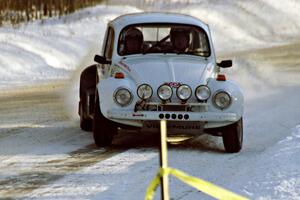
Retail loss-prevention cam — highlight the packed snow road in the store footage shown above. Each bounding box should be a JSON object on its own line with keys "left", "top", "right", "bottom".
{"left": 0, "top": 41, "right": 300, "bottom": 199}
{"left": 0, "top": 82, "right": 159, "bottom": 199}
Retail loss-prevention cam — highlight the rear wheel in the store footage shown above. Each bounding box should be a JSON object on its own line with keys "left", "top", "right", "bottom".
{"left": 79, "top": 101, "right": 92, "bottom": 131}
{"left": 93, "top": 95, "right": 117, "bottom": 147}
{"left": 79, "top": 65, "right": 97, "bottom": 132}
{"left": 222, "top": 118, "right": 243, "bottom": 153}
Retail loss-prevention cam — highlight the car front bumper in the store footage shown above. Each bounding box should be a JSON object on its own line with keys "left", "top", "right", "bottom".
{"left": 107, "top": 110, "right": 238, "bottom": 122}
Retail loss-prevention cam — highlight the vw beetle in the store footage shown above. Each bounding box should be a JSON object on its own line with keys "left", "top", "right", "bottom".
{"left": 79, "top": 13, "right": 244, "bottom": 153}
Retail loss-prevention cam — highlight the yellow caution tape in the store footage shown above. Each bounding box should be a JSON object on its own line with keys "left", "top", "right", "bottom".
{"left": 145, "top": 167, "right": 249, "bottom": 200}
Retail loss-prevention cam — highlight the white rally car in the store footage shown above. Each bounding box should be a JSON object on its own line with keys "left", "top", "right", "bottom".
{"left": 79, "top": 13, "right": 244, "bottom": 153}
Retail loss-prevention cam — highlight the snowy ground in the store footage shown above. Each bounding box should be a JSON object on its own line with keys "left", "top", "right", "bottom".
{"left": 0, "top": 1, "right": 300, "bottom": 199}
{"left": 0, "top": 5, "right": 141, "bottom": 88}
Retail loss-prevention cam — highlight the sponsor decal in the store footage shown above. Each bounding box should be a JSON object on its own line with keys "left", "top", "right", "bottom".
{"left": 144, "top": 122, "right": 201, "bottom": 130}
{"left": 164, "top": 82, "right": 182, "bottom": 88}
{"left": 119, "top": 60, "right": 131, "bottom": 72}
{"left": 133, "top": 113, "right": 144, "bottom": 117}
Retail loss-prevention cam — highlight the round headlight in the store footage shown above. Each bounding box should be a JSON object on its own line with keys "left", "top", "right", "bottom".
{"left": 213, "top": 91, "right": 231, "bottom": 109}
{"left": 114, "top": 88, "right": 132, "bottom": 107}
{"left": 157, "top": 85, "right": 173, "bottom": 101}
{"left": 195, "top": 85, "right": 211, "bottom": 101}
{"left": 176, "top": 84, "right": 192, "bottom": 101}
{"left": 137, "top": 84, "right": 153, "bottom": 99}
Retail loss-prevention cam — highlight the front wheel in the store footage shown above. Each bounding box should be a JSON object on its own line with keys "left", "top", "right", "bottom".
{"left": 222, "top": 118, "right": 243, "bottom": 153}
{"left": 93, "top": 95, "right": 117, "bottom": 147}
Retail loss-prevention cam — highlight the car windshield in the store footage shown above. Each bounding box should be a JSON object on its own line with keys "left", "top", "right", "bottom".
{"left": 118, "top": 24, "right": 210, "bottom": 57}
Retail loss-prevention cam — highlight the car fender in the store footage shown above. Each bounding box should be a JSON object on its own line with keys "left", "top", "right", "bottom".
{"left": 97, "top": 78, "right": 137, "bottom": 119}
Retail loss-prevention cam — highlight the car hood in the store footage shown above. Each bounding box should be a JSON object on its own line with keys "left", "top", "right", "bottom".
{"left": 116, "top": 55, "right": 214, "bottom": 89}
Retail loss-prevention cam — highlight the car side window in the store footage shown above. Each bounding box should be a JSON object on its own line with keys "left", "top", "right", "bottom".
{"left": 104, "top": 27, "right": 115, "bottom": 60}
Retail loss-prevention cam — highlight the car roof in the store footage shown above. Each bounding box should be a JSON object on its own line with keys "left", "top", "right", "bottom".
{"left": 109, "top": 12, "right": 209, "bottom": 31}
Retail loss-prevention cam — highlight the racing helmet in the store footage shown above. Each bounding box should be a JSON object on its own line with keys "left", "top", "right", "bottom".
{"left": 124, "top": 27, "right": 143, "bottom": 54}
{"left": 170, "top": 27, "right": 190, "bottom": 51}
{"left": 125, "top": 27, "right": 143, "bottom": 43}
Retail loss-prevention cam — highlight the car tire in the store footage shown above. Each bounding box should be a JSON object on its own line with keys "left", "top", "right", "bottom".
{"left": 222, "top": 118, "right": 243, "bottom": 153}
{"left": 79, "top": 101, "right": 93, "bottom": 131}
{"left": 79, "top": 64, "right": 97, "bottom": 132}
{"left": 93, "top": 94, "right": 117, "bottom": 147}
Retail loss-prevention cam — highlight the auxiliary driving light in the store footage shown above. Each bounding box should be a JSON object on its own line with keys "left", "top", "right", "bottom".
{"left": 195, "top": 85, "right": 211, "bottom": 101}
{"left": 176, "top": 84, "right": 192, "bottom": 101}
{"left": 157, "top": 85, "right": 173, "bottom": 101}
{"left": 137, "top": 84, "right": 153, "bottom": 100}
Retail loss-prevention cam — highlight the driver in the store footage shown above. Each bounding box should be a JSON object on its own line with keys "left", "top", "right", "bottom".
{"left": 170, "top": 27, "right": 190, "bottom": 52}
{"left": 124, "top": 27, "right": 143, "bottom": 54}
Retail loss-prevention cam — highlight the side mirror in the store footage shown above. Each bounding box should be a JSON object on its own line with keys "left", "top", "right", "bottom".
{"left": 94, "top": 55, "right": 111, "bottom": 64}
{"left": 217, "top": 60, "right": 232, "bottom": 68}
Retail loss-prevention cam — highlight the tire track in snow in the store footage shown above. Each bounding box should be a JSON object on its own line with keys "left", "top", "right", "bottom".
{"left": 0, "top": 145, "right": 125, "bottom": 199}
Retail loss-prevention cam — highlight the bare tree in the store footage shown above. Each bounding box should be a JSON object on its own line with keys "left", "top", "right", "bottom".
{"left": 0, "top": 0, "right": 106, "bottom": 26}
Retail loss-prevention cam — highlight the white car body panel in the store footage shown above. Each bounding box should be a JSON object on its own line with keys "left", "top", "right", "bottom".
{"left": 115, "top": 55, "right": 215, "bottom": 95}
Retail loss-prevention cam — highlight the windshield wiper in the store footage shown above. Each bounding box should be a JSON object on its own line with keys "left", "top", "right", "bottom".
{"left": 142, "top": 35, "right": 170, "bottom": 54}
{"left": 177, "top": 50, "right": 210, "bottom": 56}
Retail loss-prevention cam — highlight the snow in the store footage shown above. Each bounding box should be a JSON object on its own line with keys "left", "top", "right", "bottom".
{"left": 171, "top": 0, "right": 300, "bottom": 52}
{"left": 0, "top": 5, "right": 141, "bottom": 88}
{"left": 25, "top": 150, "right": 157, "bottom": 200}
{"left": 0, "top": 1, "right": 300, "bottom": 199}
{"left": 240, "top": 125, "right": 300, "bottom": 199}
{"left": 2, "top": 1, "right": 300, "bottom": 88}
{"left": 20, "top": 125, "right": 300, "bottom": 200}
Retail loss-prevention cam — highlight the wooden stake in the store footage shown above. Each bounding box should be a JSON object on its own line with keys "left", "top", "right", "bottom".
{"left": 160, "top": 120, "right": 169, "bottom": 200}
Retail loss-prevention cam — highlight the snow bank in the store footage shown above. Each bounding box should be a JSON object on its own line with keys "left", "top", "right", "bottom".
{"left": 0, "top": 5, "right": 141, "bottom": 88}
{"left": 163, "top": 0, "right": 300, "bottom": 52}
{"left": 1, "top": 0, "right": 300, "bottom": 88}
